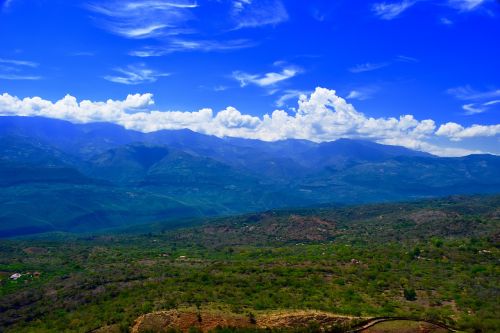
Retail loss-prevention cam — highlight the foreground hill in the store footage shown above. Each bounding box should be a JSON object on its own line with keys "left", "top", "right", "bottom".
{"left": 0, "top": 195, "right": 498, "bottom": 332}
{"left": 1, "top": 116, "right": 499, "bottom": 237}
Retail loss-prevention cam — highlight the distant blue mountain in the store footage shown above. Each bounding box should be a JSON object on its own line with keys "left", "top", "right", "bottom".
{"left": 1, "top": 116, "right": 499, "bottom": 237}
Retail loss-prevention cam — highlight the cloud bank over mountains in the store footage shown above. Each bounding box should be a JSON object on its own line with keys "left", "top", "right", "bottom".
{"left": 0, "top": 87, "right": 498, "bottom": 157}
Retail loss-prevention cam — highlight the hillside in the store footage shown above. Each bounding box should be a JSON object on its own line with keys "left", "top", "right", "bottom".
{"left": 0, "top": 195, "right": 498, "bottom": 332}
{"left": 0, "top": 116, "right": 499, "bottom": 237}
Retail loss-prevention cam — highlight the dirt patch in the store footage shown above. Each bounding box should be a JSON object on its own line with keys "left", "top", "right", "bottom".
{"left": 131, "top": 310, "right": 252, "bottom": 333}
{"left": 22, "top": 247, "right": 48, "bottom": 255}
{"left": 361, "top": 320, "right": 449, "bottom": 333}
{"left": 408, "top": 210, "right": 457, "bottom": 225}
{"left": 92, "top": 324, "right": 122, "bottom": 333}
{"left": 259, "top": 310, "right": 354, "bottom": 328}
{"left": 131, "top": 309, "right": 357, "bottom": 333}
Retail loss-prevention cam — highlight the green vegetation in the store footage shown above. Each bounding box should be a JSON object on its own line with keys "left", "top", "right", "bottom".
{"left": 2, "top": 117, "right": 500, "bottom": 238}
{"left": 0, "top": 195, "right": 498, "bottom": 332}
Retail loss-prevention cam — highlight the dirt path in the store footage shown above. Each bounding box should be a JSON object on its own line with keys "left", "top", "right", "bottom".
{"left": 348, "top": 317, "right": 457, "bottom": 332}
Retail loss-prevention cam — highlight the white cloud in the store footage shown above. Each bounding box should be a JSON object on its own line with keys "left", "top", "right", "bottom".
{"left": 396, "top": 55, "right": 419, "bottom": 63}
{"left": 104, "top": 64, "right": 170, "bottom": 85}
{"left": 214, "top": 106, "right": 261, "bottom": 129}
{"left": 462, "top": 103, "right": 486, "bottom": 115}
{"left": 0, "top": 58, "right": 41, "bottom": 80}
{"left": 130, "top": 39, "right": 253, "bottom": 56}
{"left": 233, "top": 66, "right": 301, "bottom": 87}
{"left": 86, "top": 0, "right": 198, "bottom": 39}
{"left": 86, "top": 0, "right": 285, "bottom": 55}
{"left": 372, "top": 1, "right": 418, "bottom": 20}
{"left": 275, "top": 90, "right": 309, "bottom": 107}
{"left": 461, "top": 100, "right": 500, "bottom": 115}
{"left": 448, "top": 86, "right": 500, "bottom": 115}
{"left": 1, "top": 0, "right": 13, "bottom": 9}
{"left": 373, "top": 0, "right": 488, "bottom": 21}
{"left": 484, "top": 100, "right": 500, "bottom": 106}
{"left": 448, "top": 0, "right": 485, "bottom": 11}
{"left": 447, "top": 86, "right": 500, "bottom": 101}
{"left": 346, "top": 87, "right": 379, "bottom": 101}
{"left": 231, "top": 0, "right": 288, "bottom": 29}
{"left": 436, "top": 122, "right": 500, "bottom": 141}
{"left": 0, "top": 74, "right": 41, "bottom": 80}
{"left": 0, "top": 58, "right": 38, "bottom": 67}
{"left": 440, "top": 17, "right": 454, "bottom": 25}
{"left": 0, "top": 87, "right": 498, "bottom": 156}
{"left": 349, "top": 62, "right": 389, "bottom": 73}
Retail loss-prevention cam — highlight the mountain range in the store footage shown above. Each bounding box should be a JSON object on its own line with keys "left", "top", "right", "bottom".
{"left": 1, "top": 116, "right": 499, "bottom": 237}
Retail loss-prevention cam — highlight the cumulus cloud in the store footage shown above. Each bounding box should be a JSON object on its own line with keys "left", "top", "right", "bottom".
{"left": 104, "top": 64, "right": 170, "bottom": 85}
{"left": 0, "top": 87, "right": 498, "bottom": 156}
{"left": 436, "top": 122, "right": 500, "bottom": 141}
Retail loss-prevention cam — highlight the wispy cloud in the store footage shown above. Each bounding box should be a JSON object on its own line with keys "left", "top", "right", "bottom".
{"left": 448, "top": 0, "right": 486, "bottom": 11}
{"left": 0, "top": 58, "right": 38, "bottom": 67}
{"left": 69, "top": 51, "right": 96, "bottom": 57}
{"left": 231, "top": 0, "right": 289, "bottom": 29}
{"left": 346, "top": 87, "right": 379, "bottom": 101}
{"left": 448, "top": 85, "right": 500, "bottom": 115}
{"left": 396, "top": 55, "right": 419, "bottom": 63}
{"left": 0, "top": 58, "right": 41, "bottom": 80}
{"left": 373, "top": 0, "right": 488, "bottom": 21}
{"left": 104, "top": 64, "right": 170, "bottom": 85}
{"left": 0, "top": 74, "right": 41, "bottom": 80}
{"left": 349, "top": 62, "right": 389, "bottom": 73}
{"left": 462, "top": 103, "right": 486, "bottom": 115}
{"left": 86, "top": 0, "right": 197, "bottom": 39}
{"left": 1, "top": 0, "right": 13, "bottom": 10}
{"left": 275, "top": 89, "right": 309, "bottom": 107}
{"left": 130, "top": 39, "right": 254, "bottom": 56}
{"left": 447, "top": 86, "right": 500, "bottom": 101}
{"left": 213, "top": 85, "right": 228, "bottom": 92}
{"left": 86, "top": 0, "right": 287, "bottom": 56}
{"left": 462, "top": 100, "right": 500, "bottom": 115}
{"left": 484, "top": 100, "right": 500, "bottom": 106}
{"left": 233, "top": 65, "right": 301, "bottom": 88}
{"left": 372, "top": 1, "right": 418, "bottom": 20}
{"left": 440, "top": 17, "right": 454, "bottom": 25}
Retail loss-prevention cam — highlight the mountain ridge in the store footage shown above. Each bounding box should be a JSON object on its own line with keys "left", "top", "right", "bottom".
{"left": 0, "top": 116, "right": 499, "bottom": 237}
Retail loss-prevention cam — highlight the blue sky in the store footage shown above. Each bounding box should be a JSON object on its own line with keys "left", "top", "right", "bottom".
{"left": 0, "top": 0, "right": 499, "bottom": 156}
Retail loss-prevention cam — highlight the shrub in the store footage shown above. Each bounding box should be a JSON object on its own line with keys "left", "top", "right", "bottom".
{"left": 403, "top": 288, "right": 417, "bottom": 301}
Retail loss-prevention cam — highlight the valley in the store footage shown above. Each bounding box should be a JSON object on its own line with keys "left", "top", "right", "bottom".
{"left": 0, "top": 196, "right": 498, "bottom": 332}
